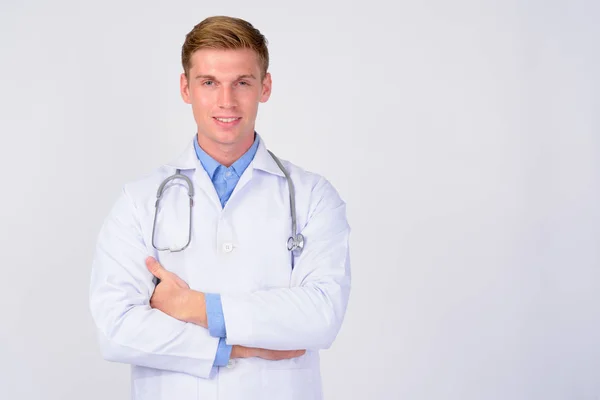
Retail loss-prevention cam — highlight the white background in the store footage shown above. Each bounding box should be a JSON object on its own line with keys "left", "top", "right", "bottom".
{"left": 0, "top": 1, "right": 598, "bottom": 399}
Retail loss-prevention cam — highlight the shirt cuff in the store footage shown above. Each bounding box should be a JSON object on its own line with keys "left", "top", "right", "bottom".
{"left": 205, "top": 293, "right": 227, "bottom": 337}
{"left": 213, "top": 338, "right": 233, "bottom": 367}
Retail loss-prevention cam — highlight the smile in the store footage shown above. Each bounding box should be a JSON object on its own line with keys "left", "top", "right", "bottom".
{"left": 214, "top": 117, "right": 241, "bottom": 123}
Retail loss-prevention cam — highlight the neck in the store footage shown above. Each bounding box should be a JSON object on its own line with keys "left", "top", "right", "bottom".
{"left": 196, "top": 132, "right": 255, "bottom": 167}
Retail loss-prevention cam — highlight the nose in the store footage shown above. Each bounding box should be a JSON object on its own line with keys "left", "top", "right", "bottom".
{"left": 218, "top": 85, "right": 237, "bottom": 109}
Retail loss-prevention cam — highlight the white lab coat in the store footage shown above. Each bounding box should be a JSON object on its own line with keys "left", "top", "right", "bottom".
{"left": 89, "top": 136, "right": 351, "bottom": 400}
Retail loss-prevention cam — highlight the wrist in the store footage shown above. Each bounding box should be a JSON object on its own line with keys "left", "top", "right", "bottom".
{"left": 231, "top": 345, "right": 252, "bottom": 359}
{"left": 185, "top": 290, "right": 207, "bottom": 328}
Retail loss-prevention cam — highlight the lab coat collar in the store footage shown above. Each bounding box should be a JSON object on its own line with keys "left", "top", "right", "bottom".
{"left": 252, "top": 135, "right": 286, "bottom": 177}
{"left": 165, "top": 139, "right": 198, "bottom": 170}
{"left": 165, "top": 133, "right": 285, "bottom": 178}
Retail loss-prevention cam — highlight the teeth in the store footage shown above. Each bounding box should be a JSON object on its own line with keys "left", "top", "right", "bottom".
{"left": 215, "top": 117, "right": 239, "bottom": 123}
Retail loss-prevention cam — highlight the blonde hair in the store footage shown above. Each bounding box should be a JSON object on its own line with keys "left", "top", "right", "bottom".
{"left": 181, "top": 16, "right": 269, "bottom": 80}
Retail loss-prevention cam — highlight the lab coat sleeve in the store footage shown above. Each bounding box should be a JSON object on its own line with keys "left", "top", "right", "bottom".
{"left": 220, "top": 178, "right": 351, "bottom": 351}
{"left": 89, "top": 186, "right": 219, "bottom": 379}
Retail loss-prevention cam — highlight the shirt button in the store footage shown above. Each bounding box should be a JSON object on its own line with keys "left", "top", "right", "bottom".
{"left": 225, "top": 170, "right": 232, "bottom": 178}
{"left": 222, "top": 243, "right": 233, "bottom": 253}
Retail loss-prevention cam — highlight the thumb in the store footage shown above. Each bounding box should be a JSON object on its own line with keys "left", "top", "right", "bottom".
{"left": 146, "top": 256, "right": 166, "bottom": 279}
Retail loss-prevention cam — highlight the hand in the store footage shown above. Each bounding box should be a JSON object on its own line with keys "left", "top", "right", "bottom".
{"left": 145, "top": 256, "right": 207, "bottom": 326}
{"left": 231, "top": 345, "right": 306, "bottom": 361}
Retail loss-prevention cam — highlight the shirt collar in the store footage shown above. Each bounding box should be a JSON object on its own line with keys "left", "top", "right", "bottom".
{"left": 193, "top": 133, "right": 260, "bottom": 179}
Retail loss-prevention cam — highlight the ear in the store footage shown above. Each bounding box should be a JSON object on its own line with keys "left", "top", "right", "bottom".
{"left": 259, "top": 72, "right": 272, "bottom": 103}
{"left": 180, "top": 73, "right": 191, "bottom": 104}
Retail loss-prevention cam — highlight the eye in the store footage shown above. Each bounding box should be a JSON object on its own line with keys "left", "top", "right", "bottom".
{"left": 238, "top": 81, "right": 250, "bottom": 86}
{"left": 203, "top": 80, "right": 214, "bottom": 86}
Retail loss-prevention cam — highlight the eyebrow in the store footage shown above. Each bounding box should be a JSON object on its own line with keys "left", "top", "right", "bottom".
{"left": 194, "top": 74, "right": 257, "bottom": 81}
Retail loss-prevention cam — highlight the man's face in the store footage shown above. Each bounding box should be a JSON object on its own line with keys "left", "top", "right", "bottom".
{"left": 180, "top": 48, "right": 272, "bottom": 147}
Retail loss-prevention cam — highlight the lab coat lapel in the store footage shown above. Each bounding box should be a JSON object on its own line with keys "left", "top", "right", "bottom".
{"left": 226, "top": 136, "right": 285, "bottom": 206}
{"left": 193, "top": 160, "right": 223, "bottom": 211}
{"left": 227, "top": 162, "right": 253, "bottom": 205}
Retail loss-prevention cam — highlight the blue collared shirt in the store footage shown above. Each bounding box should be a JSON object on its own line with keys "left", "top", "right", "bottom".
{"left": 193, "top": 133, "right": 260, "bottom": 367}
{"left": 193, "top": 134, "right": 260, "bottom": 208}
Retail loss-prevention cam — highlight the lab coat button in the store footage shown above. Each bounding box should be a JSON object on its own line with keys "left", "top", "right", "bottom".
{"left": 222, "top": 243, "right": 233, "bottom": 253}
{"left": 226, "top": 359, "right": 236, "bottom": 369}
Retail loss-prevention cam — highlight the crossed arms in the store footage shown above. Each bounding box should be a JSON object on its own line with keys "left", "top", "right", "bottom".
{"left": 89, "top": 178, "right": 350, "bottom": 379}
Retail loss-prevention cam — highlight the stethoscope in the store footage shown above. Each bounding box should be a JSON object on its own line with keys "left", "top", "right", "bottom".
{"left": 151, "top": 150, "right": 305, "bottom": 255}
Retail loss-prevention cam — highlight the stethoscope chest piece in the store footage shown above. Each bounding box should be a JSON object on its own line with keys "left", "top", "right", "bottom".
{"left": 287, "top": 233, "right": 305, "bottom": 253}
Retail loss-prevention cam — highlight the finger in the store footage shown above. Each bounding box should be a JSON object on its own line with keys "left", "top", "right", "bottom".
{"left": 278, "top": 351, "right": 302, "bottom": 360}
{"left": 262, "top": 349, "right": 305, "bottom": 361}
{"left": 285, "top": 350, "right": 305, "bottom": 359}
{"left": 146, "top": 256, "right": 166, "bottom": 280}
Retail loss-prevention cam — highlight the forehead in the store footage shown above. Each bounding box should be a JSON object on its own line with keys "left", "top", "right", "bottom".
{"left": 188, "top": 48, "right": 261, "bottom": 78}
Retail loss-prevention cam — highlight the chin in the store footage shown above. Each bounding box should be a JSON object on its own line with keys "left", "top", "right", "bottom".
{"left": 198, "top": 124, "right": 253, "bottom": 146}
{"left": 215, "top": 131, "right": 242, "bottom": 143}
{"left": 200, "top": 131, "right": 239, "bottom": 146}
{"left": 218, "top": 129, "right": 254, "bottom": 142}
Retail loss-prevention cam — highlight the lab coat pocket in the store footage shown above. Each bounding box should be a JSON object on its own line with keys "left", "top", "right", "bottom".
{"left": 261, "top": 368, "right": 318, "bottom": 400}
{"left": 132, "top": 371, "right": 197, "bottom": 400}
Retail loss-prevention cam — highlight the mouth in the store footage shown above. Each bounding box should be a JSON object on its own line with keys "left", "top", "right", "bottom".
{"left": 214, "top": 117, "right": 241, "bottom": 122}
{"left": 213, "top": 116, "right": 242, "bottom": 128}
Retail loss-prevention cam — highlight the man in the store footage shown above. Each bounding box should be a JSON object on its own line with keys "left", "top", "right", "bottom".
{"left": 89, "top": 16, "right": 351, "bottom": 400}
